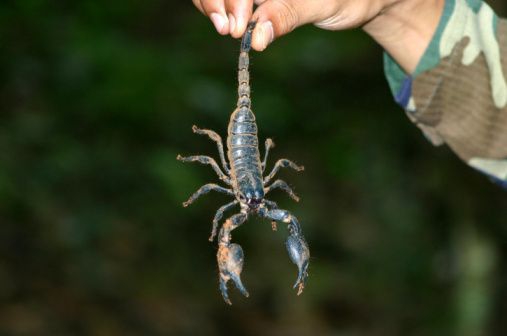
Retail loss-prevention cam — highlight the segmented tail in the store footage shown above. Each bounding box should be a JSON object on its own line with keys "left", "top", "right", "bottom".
{"left": 237, "top": 22, "right": 256, "bottom": 108}
{"left": 241, "top": 21, "right": 256, "bottom": 52}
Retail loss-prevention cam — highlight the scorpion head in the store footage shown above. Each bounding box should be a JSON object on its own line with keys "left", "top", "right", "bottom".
{"left": 241, "top": 189, "right": 264, "bottom": 210}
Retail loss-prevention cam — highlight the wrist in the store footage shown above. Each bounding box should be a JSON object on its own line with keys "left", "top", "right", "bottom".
{"left": 363, "top": 0, "right": 445, "bottom": 74}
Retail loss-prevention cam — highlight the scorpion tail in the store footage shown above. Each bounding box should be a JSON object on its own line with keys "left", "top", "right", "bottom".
{"left": 241, "top": 21, "right": 256, "bottom": 52}
{"left": 237, "top": 22, "right": 256, "bottom": 109}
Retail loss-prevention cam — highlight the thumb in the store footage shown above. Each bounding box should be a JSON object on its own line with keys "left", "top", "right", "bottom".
{"left": 250, "top": 0, "right": 335, "bottom": 51}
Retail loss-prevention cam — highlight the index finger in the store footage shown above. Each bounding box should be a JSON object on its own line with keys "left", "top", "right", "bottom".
{"left": 194, "top": 0, "right": 231, "bottom": 35}
{"left": 192, "top": 0, "right": 205, "bottom": 14}
{"left": 224, "top": 0, "right": 254, "bottom": 38}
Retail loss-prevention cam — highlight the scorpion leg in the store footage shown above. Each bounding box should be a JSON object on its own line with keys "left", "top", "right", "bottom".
{"left": 259, "top": 207, "right": 310, "bottom": 295}
{"left": 209, "top": 200, "right": 238, "bottom": 242}
{"left": 264, "top": 179, "right": 300, "bottom": 202}
{"left": 264, "top": 159, "right": 304, "bottom": 184}
{"left": 182, "top": 183, "right": 233, "bottom": 207}
{"left": 177, "top": 155, "right": 231, "bottom": 184}
{"left": 261, "top": 138, "right": 275, "bottom": 172}
{"left": 217, "top": 212, "right": 249, "bottom": 305}
{"left": 192, "top": 125, "right": 230, "bottom": 173}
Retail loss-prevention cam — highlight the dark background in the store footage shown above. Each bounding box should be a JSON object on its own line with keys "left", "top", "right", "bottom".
{"left": 1, "top": 1, "right": 507, "bottom": 335}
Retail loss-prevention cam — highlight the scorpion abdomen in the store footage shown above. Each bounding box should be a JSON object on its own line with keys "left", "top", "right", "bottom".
{"left": 227, "top": 108, "right": 263, "bottom": 201}
{"left": 227, "top": 114, "right": 261, "bottom": 162}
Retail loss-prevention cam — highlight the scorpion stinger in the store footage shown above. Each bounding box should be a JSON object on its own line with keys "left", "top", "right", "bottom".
{"left": 177, "top": 21, "right": 310, "bottom": 304}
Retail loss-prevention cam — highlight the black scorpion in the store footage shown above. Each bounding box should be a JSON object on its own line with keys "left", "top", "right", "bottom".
{"left": 177, "top": 22, "right": 310, "bottom": 304}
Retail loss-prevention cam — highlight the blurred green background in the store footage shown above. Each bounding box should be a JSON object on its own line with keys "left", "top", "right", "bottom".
{"left": 1, "top": 1, "right": 507, "bottom": 335}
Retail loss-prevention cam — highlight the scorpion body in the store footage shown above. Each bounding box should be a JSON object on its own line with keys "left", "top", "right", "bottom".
{"left": 228, "top": 39, "right": 264, "bottom": 206}
{"left": 177, "top": 22, "right": 310, "bottom": 304}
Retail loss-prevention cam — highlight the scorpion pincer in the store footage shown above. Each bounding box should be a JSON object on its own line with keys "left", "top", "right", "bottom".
{"left": 177, "top": 22, "right": 310, "bottom": 305}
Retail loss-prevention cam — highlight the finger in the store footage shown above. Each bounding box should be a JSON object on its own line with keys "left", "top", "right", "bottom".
{"left": 192, "top": 0, "right": 205, "bottom": 14}
{"left": 224, "top": 0, "right": 254, "bottom": 38}
{"left": 200, "top": 0, "right": 230, "bottom": 35}
{"left": 251, "top": 0, "right": 336, "bottom": 51}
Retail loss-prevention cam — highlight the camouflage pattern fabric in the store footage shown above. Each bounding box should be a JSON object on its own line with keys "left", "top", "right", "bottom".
{"left": 384, "top": 0, "right": 507, "bottom": 188}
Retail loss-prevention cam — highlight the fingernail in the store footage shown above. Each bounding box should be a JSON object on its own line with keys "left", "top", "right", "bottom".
{"left": 235, "top": 15, "right": 245, "bottom": 36}
{"left": 210, "top": 12, "right": 227, "bottom": 34}
{"left": 228, "top": 13, "right": 236, "bottom": 35}
{"left": 260, "top": 21, "right": 274, "bottom": 50}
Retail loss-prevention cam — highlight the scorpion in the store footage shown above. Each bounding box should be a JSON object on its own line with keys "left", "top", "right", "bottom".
{"left": 177, "top": 22, "right": 310, "bottom": 305}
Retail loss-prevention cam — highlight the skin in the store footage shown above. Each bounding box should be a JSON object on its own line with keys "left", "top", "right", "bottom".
{"left": 191, "top": 0, "right": 445, "bottom": 74}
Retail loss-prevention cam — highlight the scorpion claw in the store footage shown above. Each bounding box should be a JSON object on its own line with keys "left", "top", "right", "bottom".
{"left": 286, "top": 235, "right": 310, "bottom": 295}
{"left": 219, "top": 277, "right": 233, "bottom": 305}
{"left": 230, "top": 272, "right": 249, "bottom": 297}
{"left": 217, "top": 243, "right": 249, "bottom": 304}
{"left": 293, "top": 262, "right": 309, "bottom": 295}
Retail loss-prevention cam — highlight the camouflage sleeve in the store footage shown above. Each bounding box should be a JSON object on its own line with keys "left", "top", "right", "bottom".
{"left": 384, "top": 0, "right": 507, "bottom": 188}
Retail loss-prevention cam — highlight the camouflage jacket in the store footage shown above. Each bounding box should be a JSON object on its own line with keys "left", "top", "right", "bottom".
{"left": 384, "top": 0, "right": 507, "bottom": 188}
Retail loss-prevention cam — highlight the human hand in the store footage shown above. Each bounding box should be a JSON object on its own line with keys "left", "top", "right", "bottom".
{"left": 192, "top": 0, "right": 400, "bottom": 51}
{"left": 192, "top": 0, "right": 444, "bottom": 73}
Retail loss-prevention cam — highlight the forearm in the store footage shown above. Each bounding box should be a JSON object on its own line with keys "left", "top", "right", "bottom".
{"left": 363, "top": 0, "right": 445, "bottom": 74}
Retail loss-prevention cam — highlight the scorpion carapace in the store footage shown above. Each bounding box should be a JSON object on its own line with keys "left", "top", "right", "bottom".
{"left": 177, "top": 22, "right": 310, "bottom": 305}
